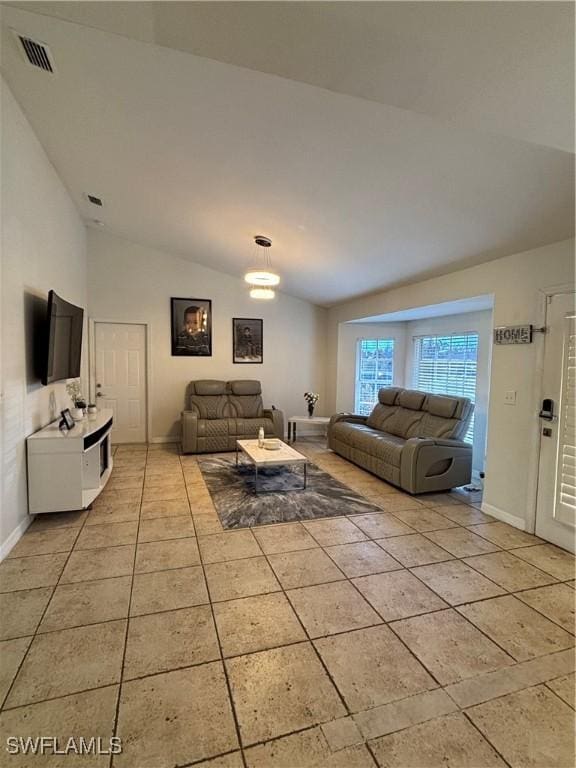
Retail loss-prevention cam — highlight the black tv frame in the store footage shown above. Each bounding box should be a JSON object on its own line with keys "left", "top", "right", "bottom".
{"left": 42, "top": 290, "right": 84, "bottom": 386}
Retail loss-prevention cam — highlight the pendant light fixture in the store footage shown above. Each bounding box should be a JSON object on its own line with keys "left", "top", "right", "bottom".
{"left": 245, "top": 236, "right": 280, "bottom": 299}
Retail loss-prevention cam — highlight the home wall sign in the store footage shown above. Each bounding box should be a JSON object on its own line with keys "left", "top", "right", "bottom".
{"left": 493, "top": 325, "right": 534, "bottom": 345}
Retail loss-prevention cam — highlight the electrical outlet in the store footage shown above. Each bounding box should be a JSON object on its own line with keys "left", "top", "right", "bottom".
{"left": 504, "top": 390, "right": 517, "bottom": 405}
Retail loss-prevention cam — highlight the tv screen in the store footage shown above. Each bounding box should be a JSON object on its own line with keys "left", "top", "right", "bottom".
{"left": 42, "top": 290, "right": 84, "bottom": 385}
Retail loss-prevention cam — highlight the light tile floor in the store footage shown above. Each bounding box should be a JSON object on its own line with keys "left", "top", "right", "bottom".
{"left": 0, "top": 441, "right": 574, "bottom": 768}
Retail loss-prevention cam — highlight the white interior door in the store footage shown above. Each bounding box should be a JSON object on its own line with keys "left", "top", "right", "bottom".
{"left": 535, "top": 292, "right": 576, "bottom": 552}
{"left": 94, "top": 322, "right": 147, "bottom": 444}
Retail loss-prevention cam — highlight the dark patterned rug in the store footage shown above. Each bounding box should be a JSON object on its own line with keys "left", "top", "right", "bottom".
{"left": 198, "top": 456, "right": 382, "bottom": 529}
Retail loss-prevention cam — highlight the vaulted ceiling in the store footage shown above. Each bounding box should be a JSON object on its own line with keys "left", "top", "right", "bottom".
{"left": 2, "top": 2, "right": 574, "bottom": 305}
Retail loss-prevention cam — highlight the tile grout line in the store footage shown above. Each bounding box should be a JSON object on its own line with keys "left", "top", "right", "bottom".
{"left": 543, "top": 679, "right": 576, "bottom": 710}
{"left": 181, "top": 452, "right": 250, "bottom": 768}
{"left": 2, "top": 441, "right": 573, "bottom": 760}
{"left": 0, "top": 513, "right": 88, "bottom": 711}
{"left": 194, "top": 458, "right": 365, "bottom": 746}
{"left": 461, "top": 708, "right": 514, "bottom": 768}
{"left": 258, "top": 548, "right": 354, "bottom": 720}
{"left": 109, "top": 443, "right": 148, "bottom": 768}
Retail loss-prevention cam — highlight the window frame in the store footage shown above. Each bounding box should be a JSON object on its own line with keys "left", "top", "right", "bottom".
{"left": 411, "top": 330, "right": 479, "bottom": 444}
{"left": 354, "top": 337, "right": 396, "bottom": 416}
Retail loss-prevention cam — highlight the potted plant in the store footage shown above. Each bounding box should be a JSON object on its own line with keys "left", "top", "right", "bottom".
{"left": 304, "top": 392, "right": 319, "bottom": 417}
{"left": 66, "top": 379, "right": 86, "bottom": 420}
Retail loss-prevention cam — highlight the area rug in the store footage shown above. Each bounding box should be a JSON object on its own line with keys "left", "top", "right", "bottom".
{"left": 198, "top": 456, "right": 382, "bottom": 529}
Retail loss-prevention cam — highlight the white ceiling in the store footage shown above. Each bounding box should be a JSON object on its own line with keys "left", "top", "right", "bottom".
{"left": 1, "top": 3, "right": 574, "bottom": 306}
{"left": 10, "top": 1, "right": 575, "bottom": 152}
{"left": 349, "top": 295, "right": 494, "bottom": 324}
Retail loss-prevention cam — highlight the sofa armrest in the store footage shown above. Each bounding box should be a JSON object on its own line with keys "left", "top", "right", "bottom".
{"left": 329, "top": 413, "right": 368, "bottom": 428}
{"left": 403, "top": 437, "right": 470, "bottom": 451}
{"left": 263, "top": 408, "right": 284, "bottom": 440}
{"left": 427, "top": 438, "right": 470, "bottom": 450}
{"left": 327, "top": 413, "right": 367, "bottom": 450}
{"left": 400, "top": 437, "right": 472, "bottom": 494}
{"left": 181, "top": 410, "right": 199, "bottom": 454}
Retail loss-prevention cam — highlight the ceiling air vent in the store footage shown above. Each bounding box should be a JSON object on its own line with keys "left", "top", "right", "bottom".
{"left": 13, "top": 31, "right": 55, "bottom": 73}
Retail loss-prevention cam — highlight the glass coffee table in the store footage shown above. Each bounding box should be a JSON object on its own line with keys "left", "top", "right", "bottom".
{"left": 235, "top": 439, "right": 308, "bottom": 494}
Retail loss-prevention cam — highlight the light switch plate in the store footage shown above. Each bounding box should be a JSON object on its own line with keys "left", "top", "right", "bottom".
{"left": 504, "top": 390, "right": 517, "bottom": 405}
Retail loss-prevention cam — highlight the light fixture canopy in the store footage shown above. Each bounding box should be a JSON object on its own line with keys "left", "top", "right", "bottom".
{"left": 245, "top": 236, "right": 280, "bottom": 297}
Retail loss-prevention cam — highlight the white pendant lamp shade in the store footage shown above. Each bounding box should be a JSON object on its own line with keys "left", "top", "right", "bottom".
{"left": 249, "top": 287, "right": 275, "bottom": 300}
{"left": 245, "top": 236, "right": 280, "bottom": 298}
{"left": 244, "top": 269, "right": 280, "bottom": 287}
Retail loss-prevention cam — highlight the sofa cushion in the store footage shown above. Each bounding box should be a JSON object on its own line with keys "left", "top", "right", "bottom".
{"left": 229, "top": 417, "right": 274, "bottom": 437}
{"left": 229, "top": 380, "right": 262, "bottom": 396}
{"left": 330, "top": 422, "right": 405, "bottom": 467}
{"left": 229, "top": 394, "right": 264, "bottom": 419}
{"left": 397, "top": 390, "right": 427, "bottom": 410}
{"left": 417, "top": 413, "right": 462, "bottom": 439}
{"left": 426, "top": 394, "right": 470, "bottom": 421}
{"left": 378, "top": 387, "right": 402, "bottom": 405}
{"left": 196, "top": 418, "right": 231, "bottom": 439}
{"left": 384, "top": 407, "right": 424, "bottom": 438}
{"left": 190, "top": 395, "right": 229, "bottom": 420}
{"left": 366, "top": 404, "right": 398, "bottom": 431}
{"left": 425, "top": 394, "right": 458, "bottom": 419}
{"left": 191, "top": 380, "right": 228, "bottom": 396}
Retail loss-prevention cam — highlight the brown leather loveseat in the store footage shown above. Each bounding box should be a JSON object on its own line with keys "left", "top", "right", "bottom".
{"left": 328, "top": 387, "right": 473, "bottom": 494}
{"left": 181, "top": 379, "right": 284, "bottom": 454}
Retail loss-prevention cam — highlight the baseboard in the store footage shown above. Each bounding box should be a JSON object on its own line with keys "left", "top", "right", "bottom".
{"left": 149, "top": 437, "right": 180, "bottom": 444}
{"left": 0, "top": 515, "right": 34, "bottom": 561}
{"left": 481, "top": 501, "right": 526, "bottom": 531}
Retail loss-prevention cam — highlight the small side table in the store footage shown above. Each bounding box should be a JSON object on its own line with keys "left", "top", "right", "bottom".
{"left": 287, "top": 415, "right": 331, "bottom": 443}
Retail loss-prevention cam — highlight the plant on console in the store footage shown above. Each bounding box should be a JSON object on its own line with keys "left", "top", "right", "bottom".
{"left": 66, "top": 379, "right": 86, "bottom": 411}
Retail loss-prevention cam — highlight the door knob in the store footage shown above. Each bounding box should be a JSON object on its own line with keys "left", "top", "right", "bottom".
{"left": 96, "top": 392, "right": 106, "bottom": 397}
{"left": 538, "top": 398, "right": 556, "bottom": 421}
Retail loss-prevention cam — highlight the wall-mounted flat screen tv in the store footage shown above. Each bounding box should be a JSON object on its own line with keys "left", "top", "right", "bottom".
{"left": 42, "top": 290, "right": 84, "bottom": 385}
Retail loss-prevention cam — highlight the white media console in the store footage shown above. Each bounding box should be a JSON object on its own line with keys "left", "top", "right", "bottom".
{"left": 27, "top": 409, "right": 114, "bottom": 514}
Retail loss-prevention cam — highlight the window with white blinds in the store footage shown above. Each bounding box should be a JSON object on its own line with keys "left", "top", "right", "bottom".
{"left": 555, "top": 316, "right": 576, "bottom": 523}
{"left": 355, "top": 339, "right": 395, "bottom": 416}
{"left": 412, "top": 332, "right": 478, "bottom": 443}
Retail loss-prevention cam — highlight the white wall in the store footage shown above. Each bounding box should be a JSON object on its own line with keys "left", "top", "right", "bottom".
{"left": 404, "top": 310, "right": 493, "bottom": 475}
{"left": 87, "top": 228, "right": 327, "bottom": 441}
{"left": 1, "top": 80, "right": 87, "bottom": 556}
{"left": 336, "top": 322, "right": 407, "bottom": 412}
{"left": 326, "top": 239, "right": 575, "bottom": 531}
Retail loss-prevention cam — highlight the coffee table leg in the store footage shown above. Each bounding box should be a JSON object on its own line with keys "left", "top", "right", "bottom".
{"left": 293, "top": 423, "right": 297, "bottom": 443}
{"left": 255, "top": 464, "right": 259, "bottom": 495}
{"left": 235, "top": 443, "right": 238, "bottom": 467}
{"left": 304, "top": 462, "right": 307, "bottom": 490}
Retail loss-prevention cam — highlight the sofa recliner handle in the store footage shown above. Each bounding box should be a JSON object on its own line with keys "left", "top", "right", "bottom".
{"left": 404, "top": 437, "right": 470, "bottom": 449}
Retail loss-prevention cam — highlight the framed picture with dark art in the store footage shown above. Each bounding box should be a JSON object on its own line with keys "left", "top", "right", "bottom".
{"left": 59, "top": 408, "right": 75, "bottom": 431}
{"left": 171, "top": 298, "right": 212, "bottom": 356}
{"left": 233, "top": 318, "right": 263, "bottom": 364}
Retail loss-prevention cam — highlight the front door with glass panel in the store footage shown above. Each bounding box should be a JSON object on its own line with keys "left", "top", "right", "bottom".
{"left": 535, "top": 292, "right": 576, "bottom": 552}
